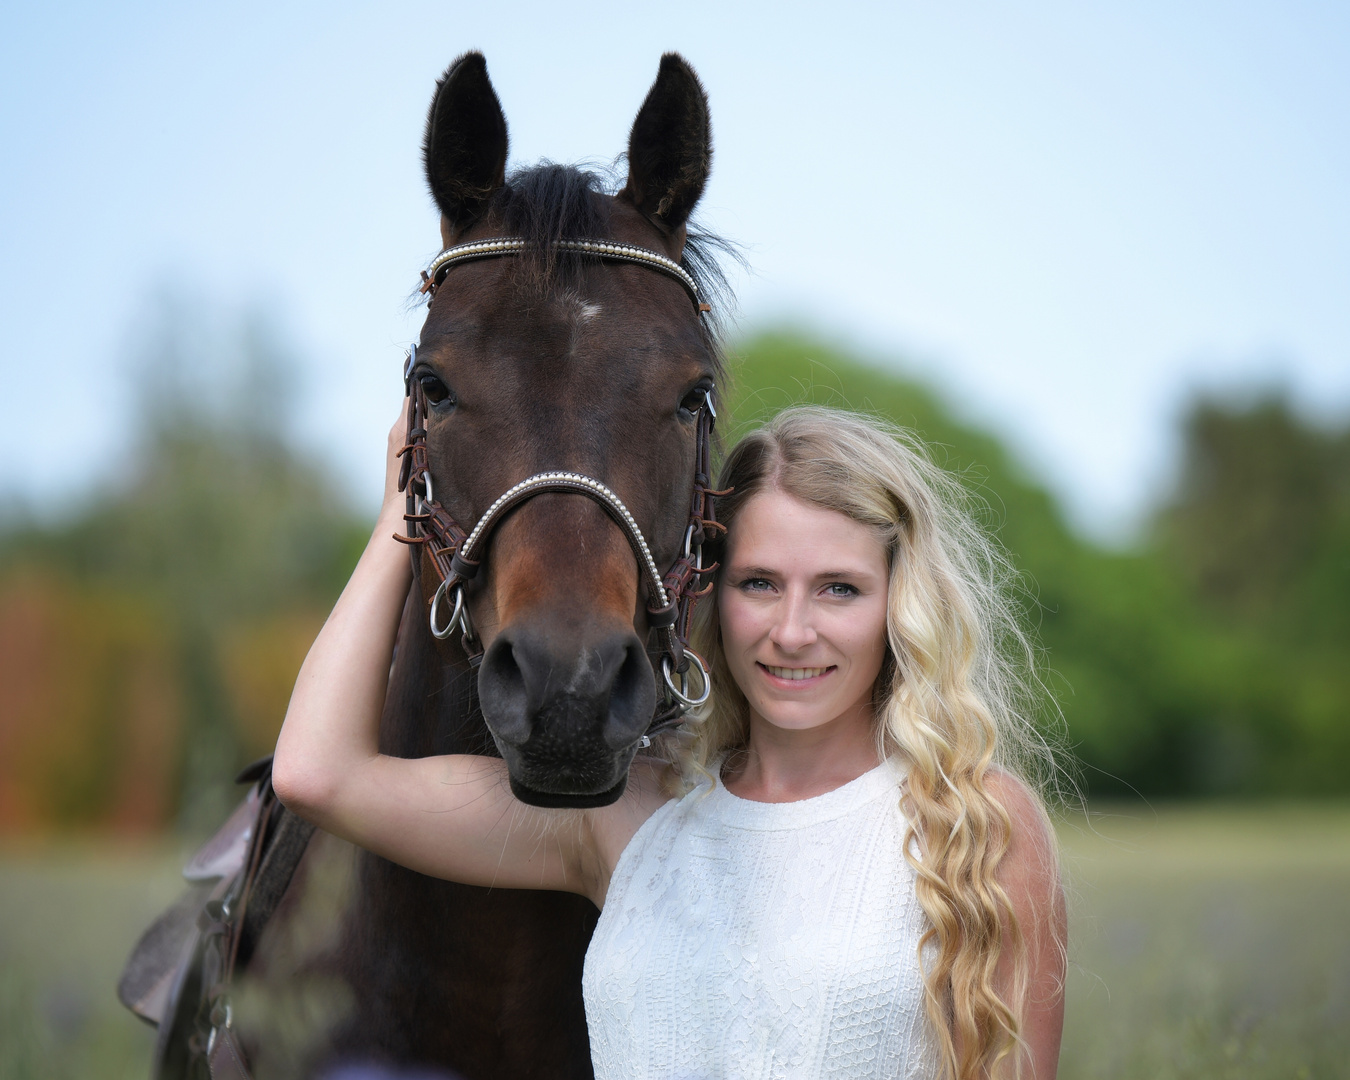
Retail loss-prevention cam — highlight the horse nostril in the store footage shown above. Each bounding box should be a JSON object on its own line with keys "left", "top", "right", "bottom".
{"left": 478, "top": 635, "right": 531, "bottom": 745}
{"left": 603, "top": 638, "right": 658, "bottom": 750}
{"left": 479, "top": 628, "right": 657, "bottom": 754}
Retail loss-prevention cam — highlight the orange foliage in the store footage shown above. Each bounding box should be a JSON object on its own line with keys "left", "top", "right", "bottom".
{"left": 219, "top": 610, "right": 326, "bottom": 761}
{"left": 0, "top": 567, "right": 183, "bottom": 834}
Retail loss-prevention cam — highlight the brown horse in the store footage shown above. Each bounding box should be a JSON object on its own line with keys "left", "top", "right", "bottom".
{"left": 126, "top": 51, "right": 732, "bottom": 1080}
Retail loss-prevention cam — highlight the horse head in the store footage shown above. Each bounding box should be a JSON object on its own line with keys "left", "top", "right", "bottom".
{"left": 409, "top": 53, "right": 721, "bottom": 809}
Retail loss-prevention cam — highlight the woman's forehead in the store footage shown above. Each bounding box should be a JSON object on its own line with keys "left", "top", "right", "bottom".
{"left": 727, "top": 489, "right": 887, "bottom": 572}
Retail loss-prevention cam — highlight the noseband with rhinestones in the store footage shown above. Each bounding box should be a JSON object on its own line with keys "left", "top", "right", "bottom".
{"left": 396, "top": 237, "right": 725, "bottom": 733}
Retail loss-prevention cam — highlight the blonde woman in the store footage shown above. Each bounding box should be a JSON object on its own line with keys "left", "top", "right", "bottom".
{"left": 275, "top": 404, "right": 1066, "bottom": 1080}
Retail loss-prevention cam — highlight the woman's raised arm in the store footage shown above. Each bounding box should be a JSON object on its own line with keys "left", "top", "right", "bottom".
{"left": 271, "top": 401, "right": 656, "bottom": 903}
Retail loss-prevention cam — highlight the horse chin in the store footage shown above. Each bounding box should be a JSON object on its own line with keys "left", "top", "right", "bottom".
{"left": 507, "top": 773, "right": 629, "bottom": 809}
{"left": 488, "top": 731, "right": 638, "bottom": 808}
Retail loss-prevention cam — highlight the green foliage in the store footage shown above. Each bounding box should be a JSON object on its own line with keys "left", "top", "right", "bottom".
{"left": 724, "top": 332, "right": 1350, "bottom": 797}
{"left": 5, "top": 296, "right": 367, "bottom": 624}
{"left": 1159, "top": 395, "right": 1350, "bottom": 626}
{"left": 1154, "top": 394, "right": 1350, "bottom": 795}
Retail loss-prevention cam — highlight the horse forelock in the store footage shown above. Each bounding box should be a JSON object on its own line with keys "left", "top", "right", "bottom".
{"left": 467, "top": 162, "right": 735, "bottom": 376}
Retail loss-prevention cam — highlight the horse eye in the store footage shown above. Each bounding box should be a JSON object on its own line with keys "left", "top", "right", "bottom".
{"left": 680, "top": 386, "right": 710, "bottom": 415}
{"left": 419, "top": 373, "right": 454, "bottom": 406}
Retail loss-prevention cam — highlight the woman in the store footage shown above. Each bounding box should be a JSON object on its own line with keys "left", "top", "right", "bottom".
{"left": 274, "top": 404, "right": 1066, "bottom": 1080}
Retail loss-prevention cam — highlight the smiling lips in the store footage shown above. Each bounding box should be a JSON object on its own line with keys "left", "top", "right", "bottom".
{"left": 760, "top": 664, "right": 834, "bottom": 681}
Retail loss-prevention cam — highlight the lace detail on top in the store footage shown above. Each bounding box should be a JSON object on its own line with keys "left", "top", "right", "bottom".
{"left": 583, "top": 759, "right": 938, "bottom": 1079}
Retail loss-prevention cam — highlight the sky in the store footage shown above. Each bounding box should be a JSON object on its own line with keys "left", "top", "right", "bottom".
{"left": 1, "top": 1, "right": 1346, "bottom": 542}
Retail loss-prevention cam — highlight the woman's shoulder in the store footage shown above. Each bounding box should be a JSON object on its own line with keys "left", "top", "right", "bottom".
{"left": 982, "top": 768, "right": 1060, "bottom": 894}
{"left": 984, "top": 769, "right": 1052, "bottom": 837}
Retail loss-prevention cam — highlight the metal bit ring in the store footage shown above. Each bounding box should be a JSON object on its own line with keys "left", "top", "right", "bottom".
{"left": 661, "top": 651, "right": 711, "bottom": 710}
{"left": 429, "top": 579, "right": 465, "bottom": 641}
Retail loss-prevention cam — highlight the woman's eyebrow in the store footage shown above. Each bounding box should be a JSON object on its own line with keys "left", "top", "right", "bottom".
{"left": 728, "top": 564, "right": 878, "bottom": 581}
{"left": 812, "top": 570, "right": 885, "bottom": 588}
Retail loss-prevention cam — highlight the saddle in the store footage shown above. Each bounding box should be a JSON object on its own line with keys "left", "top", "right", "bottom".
{"left": 118, "top": 757, "right": 315, "bottom": 1080}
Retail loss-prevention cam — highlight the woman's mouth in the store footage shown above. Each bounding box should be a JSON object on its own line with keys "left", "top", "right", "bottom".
{"left": 758, "top": 663, "right": 834, "bottom": 682}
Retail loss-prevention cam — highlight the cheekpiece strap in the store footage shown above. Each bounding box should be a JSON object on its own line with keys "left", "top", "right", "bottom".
{"left": 419, "top": 237, "right": 705, "bottom": 314}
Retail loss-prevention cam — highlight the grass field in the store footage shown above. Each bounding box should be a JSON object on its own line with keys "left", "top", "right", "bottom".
{"left": 2, "top": 804, "right": 1347, "bottom": 1079}
{"left": 1057, "top": 803, "right": 1350, "bottom": 1079}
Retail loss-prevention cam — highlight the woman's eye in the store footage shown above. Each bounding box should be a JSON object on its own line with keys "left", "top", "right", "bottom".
{"left": 825, "top": 583, "right": 859, "bottom": 598}
{"left": 418, "top": 373, "right": 454, "bottom": 406}
{"left": 739, "top": 578, "right": 773, "bottom": 592}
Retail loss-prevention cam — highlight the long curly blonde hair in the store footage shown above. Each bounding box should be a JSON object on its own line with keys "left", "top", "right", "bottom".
{"left": 666, "top": 405, "right": 1063, "bottom": 1080}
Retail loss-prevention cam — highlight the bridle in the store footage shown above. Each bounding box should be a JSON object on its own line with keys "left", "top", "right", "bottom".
{"left": 395, "top": 236, "right": 726, "bottom": 735}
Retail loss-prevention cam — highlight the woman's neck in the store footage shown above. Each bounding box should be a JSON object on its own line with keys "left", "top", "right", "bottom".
{"left": 721, "top": 703, "right": 881, "bottom": 803}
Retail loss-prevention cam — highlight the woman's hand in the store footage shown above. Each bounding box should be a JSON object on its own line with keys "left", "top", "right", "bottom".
{"left": 380, "top": 394, "right": 411, "bottom": 526}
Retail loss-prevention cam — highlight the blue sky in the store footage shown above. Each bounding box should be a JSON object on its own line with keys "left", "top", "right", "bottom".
{"left": 2, "top": 1, "right": 1346, "bottom": 540}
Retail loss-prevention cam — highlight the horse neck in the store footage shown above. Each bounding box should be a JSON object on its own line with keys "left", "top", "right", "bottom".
{"left": 380, "top": 577, "right": 490, "bottom": 758}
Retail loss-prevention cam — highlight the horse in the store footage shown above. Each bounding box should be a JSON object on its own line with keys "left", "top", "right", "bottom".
{"left": 119, "top": 51, "right": 731, "bottom": 1080}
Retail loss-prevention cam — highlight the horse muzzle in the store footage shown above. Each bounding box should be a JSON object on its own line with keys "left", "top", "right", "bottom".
{"left": 477, "top": 625, "right": 657, "bottom": 807}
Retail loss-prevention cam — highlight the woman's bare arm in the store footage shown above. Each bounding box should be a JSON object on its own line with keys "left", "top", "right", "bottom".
{"left": 272, "top": 402, "right": 662, "bottom": 904}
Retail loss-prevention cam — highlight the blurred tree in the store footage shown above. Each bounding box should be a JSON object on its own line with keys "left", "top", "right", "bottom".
{"left": 0, "top": 291, "right": 368, "bottom": 835}
{"left": 1154, "top": 393, "right": 1350, "bottom": 794}
{"left": 1159, "top": 394, "right": 1350, "bottom": 622}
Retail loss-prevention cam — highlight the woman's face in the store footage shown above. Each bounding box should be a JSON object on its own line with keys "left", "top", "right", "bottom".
{"left": 718, "top": 488, "right": 891, "bottom": 739}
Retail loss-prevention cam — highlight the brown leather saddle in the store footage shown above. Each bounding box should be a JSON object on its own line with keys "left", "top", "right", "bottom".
{"left": 118, "top": 757, "right": 314, "bottom": 1079}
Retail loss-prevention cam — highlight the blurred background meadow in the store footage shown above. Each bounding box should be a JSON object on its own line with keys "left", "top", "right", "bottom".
{"left": 1, "top": 2, "right": 1347, "bottom": 1077}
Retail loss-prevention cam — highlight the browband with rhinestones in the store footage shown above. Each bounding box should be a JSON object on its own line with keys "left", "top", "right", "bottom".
{"left": 419, "top": 237, "right": 707, "bottom": 314}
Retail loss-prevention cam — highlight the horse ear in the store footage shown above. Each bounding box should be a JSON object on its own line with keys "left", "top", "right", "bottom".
{"left": 621, "top": 54, "right": 711, "bottom": 234}
{"left": 423, "top": 52, "right": 509, "bottom": 240}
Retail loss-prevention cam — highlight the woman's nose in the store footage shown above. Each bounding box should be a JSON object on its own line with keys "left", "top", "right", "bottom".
{"left": 769, "top": 592, "right": 818, "bottom": 652}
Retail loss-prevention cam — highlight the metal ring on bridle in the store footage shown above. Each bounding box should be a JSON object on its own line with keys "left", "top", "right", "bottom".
{"left": 429, "top": 579, "right": 465, "bottom": 640}
{"left": 682, "top": 523, "right": 706, "bottom": 573}
{"left": 661, "top": 652, "right": 711, "bottom": 710}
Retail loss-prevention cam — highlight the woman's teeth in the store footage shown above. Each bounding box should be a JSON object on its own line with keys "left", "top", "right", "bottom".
{"left": 764, "top": 665, "right": 830, "bottom": 681}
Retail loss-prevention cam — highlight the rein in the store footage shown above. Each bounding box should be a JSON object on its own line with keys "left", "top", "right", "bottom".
{"left": 396, "top": 236, "right": 725, "bottom": 733}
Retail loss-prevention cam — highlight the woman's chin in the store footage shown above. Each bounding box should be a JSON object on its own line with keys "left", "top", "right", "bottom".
{"left": 750, "top": 702, "right": 845, "bottom": 734}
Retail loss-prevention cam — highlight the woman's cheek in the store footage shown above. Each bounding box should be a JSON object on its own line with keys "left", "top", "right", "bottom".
{"left": 835, "top": 608, "right": 888, "bottom": 676}
{"left": 720, "top": 590, "right": 766, "bottom": 651}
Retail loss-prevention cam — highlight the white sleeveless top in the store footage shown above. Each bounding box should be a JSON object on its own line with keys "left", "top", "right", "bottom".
{"left": 583, "top": 758, "right": 939, "bottom": 1079}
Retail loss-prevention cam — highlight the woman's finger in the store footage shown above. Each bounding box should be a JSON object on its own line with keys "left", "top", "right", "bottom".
{"left": 383, "top": 394, "right": 411, "bottom": 510}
